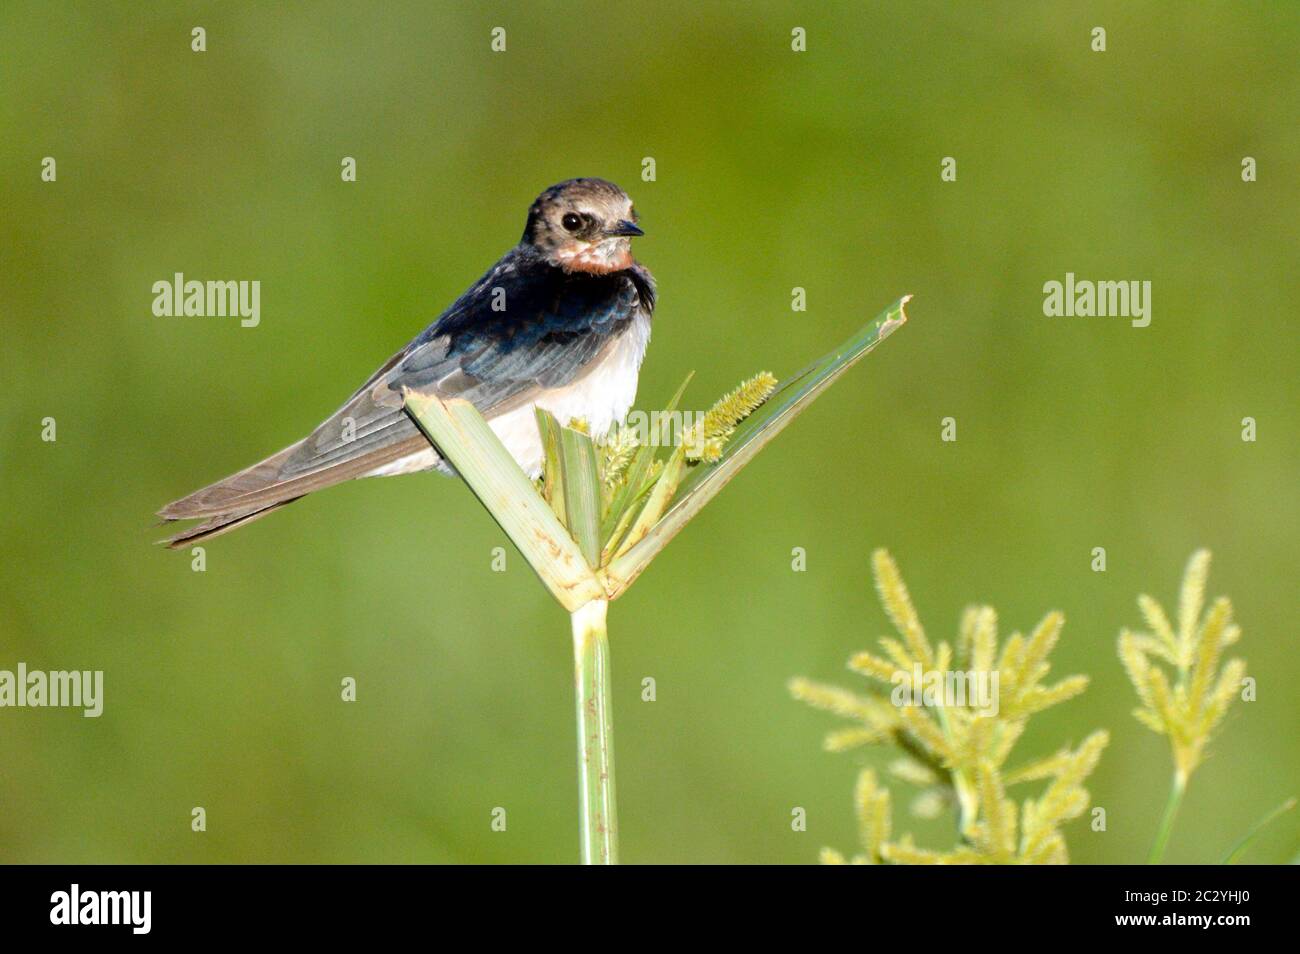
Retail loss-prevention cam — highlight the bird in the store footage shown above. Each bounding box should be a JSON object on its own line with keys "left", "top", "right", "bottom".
{"left": 158, "top": 177, "right": 654, "bottom": 547}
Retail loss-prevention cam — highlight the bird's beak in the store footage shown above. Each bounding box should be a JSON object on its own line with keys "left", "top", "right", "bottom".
{"left": 605, "top": 220, "right": 644, "bottom": 238}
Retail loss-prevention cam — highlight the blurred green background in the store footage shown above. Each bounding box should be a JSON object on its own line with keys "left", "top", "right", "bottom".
{"left": 2, "top": 1, "right": 1296, "bottom": 864}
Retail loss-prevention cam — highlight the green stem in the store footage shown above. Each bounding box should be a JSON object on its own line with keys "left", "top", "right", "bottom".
{"left": 933, "top": 704, "right": 978, "bottom": 838}
{"left": 571, "top": 599, "right": 618, "bottom": 864}
{"left": 1148, "top": 769, "right": 1188, "bottom": 864}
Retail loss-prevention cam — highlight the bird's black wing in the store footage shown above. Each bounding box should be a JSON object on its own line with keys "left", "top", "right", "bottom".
{"left": 281, "top": 251, "right": 646, "bottom": 475}
{"left": 161, "top": 251, "right": 651, "bottom": 520}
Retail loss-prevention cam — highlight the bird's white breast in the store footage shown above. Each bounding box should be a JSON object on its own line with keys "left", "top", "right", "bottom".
{"left": 487, "top": 310, "right": 650, "bottom": 477}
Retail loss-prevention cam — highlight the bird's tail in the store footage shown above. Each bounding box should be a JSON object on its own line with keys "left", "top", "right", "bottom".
{"left": 157, "top": 440, "right": 309, "bottom": 548}
{"left": 159, "top": 497, "right": 305, "bottom": 548}
{"left": 157, "top": 430, "right": 431, "bottom": 548}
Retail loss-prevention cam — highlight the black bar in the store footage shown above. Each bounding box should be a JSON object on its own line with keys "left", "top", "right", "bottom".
{"left": 0, "top": 864, "right": 1287, "bottom": 940}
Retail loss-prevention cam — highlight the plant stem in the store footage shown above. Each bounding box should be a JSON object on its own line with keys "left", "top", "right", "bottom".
{"left": 571, "top": 599, "right": 618, "bottom": 864}
{"left": 933, "top": 703, "right": 978, "bottom": 838}
{"left": 1148, "top": 769, "right": 1188, "bottom": 864}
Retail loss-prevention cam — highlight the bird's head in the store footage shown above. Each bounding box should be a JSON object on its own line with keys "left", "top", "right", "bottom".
{"left": 522, "top": 178, "right": 643, "bottom": 274}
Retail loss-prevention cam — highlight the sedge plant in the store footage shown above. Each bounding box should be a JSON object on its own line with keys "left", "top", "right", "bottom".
{"left": 404, "top": 296, "right": 911, "bottom": 863}
{"left": 796, "top": 549, "right": 1293, "bottom": 864}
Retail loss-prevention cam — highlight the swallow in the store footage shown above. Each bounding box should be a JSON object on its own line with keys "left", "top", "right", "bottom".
{"left": 159, "top": 178, "right": 653, "bottom": 547}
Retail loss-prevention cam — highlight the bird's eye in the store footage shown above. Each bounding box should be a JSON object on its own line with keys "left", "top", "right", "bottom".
{"left": 561, "top": 212, "right": 583, "bottom": 233}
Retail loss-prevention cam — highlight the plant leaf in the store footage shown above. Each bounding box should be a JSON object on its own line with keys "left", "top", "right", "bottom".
{"left": 559, "top": 424, "right": 602, "bottom": 567}
{"left": 614, "top": 444, "right": 686, "bottom": 559}
{"left": 600, "top": 476, "right": 657, "bottom": 566}
{"left": 602, "top": 295, "right": 911, "bottom": 598}
{"left": 600, "top": 371, "right": 694, "bottom": 545}
{"left": 403, "top": 390, "right": 604, "bottom": 611}
{"left": 535, "top": 408, "right": 566, "bottom": 520}
{"left": 1220, "top": 797, "right": 1297, "bottom": 864}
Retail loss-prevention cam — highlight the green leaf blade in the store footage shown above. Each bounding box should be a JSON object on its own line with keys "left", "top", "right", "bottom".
{"left": 559, "top": 425, "right": 602, "bottom": 567}
{"left": 404, "top": 391, "right": 604, "bottom": 611}
{"left": 535, "top": 408, "right": 566, "bottom": 521}
{"left": 600, "top": 371, "right": 695, "bottom": 545}
{"left": 604, "top": 295, "right": 911, "bottom": 597}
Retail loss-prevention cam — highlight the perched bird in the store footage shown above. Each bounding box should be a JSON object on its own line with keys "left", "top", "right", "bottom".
{"left": 159, "top": 178, "right": 654, "bottom": 547}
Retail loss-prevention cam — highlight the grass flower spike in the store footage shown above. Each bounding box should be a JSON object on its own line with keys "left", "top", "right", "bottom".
{"left": 684, "top": 372, "right": 778, "bottom": 462}
{"left": 792, "top": 549, "right": 1107, "bottom": 864}
{"left": 1118, "top": 549, "right": 1247, "bottom": 862}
